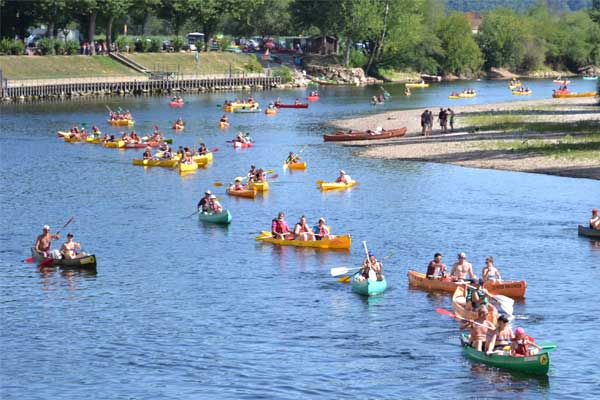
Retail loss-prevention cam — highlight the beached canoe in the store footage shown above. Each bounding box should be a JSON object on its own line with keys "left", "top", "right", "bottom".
{"left": 407, "top": 270, "right": 527, "bottom": 298}
{"left": 132, "top": 158, "right": 178, "bottom": 168}
{"left": 198, "top": 209, "right": 232, "bottom": 224}
{"left": 275, "top": 103, "right": 309, "bottom": 108}
{"left": 103, "top": 140, "right": 126, "bottom": 148}
{"left": 227, "top": 187, "right": 257, "bottom": 198}
{"left": 452, "top": 286, "right": 498, "bottom": 325}
{"left": 323, "top": 127, "right": 407, "bottom": 142}
{"left": 318, "top": 181, "right": 359, "bottom": 191}
{"left": 552, "top": 79, "right": 570, "bottom": 84}
{"left": 179, "top": 161, "right": 198, "bottom": 173}
{"left": 553, "top": 91, "right": 597, "bottom": 98}
{"left": 460, "top": 334, "right": 550, "bottom": 375}
{"left": 108, "top": 119, "right": 134, "bottom": 126}
{"left": 284, "top": 162, "right": 307, "bottom": 170}
{"left": 307, "top": 95, "right": 319, "bottom": 101}
{"left": 351, "top": 272, "right": 388, "bottom": 296}
{"left": 512, "top": 90, "right": 532, "bottom": 95}
{"left": 248, "top": 181, "right": 269, "bottom": 192}
{"left": 31, "top": 248, "right": 97, "bottom": 271}
{"left": 255, "top": 231, "right": 351, "bottom": 250}
{"left": 233, "top": 141, "right": 252, "bottom": 148}
{"left": 405, "top": 82, "right": 429, "bottom": 88}
{"left": 578, "top": 225, "right": 600, "bottom": 238}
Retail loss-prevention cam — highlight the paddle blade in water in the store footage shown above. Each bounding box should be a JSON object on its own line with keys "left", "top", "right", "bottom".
{"left": 39, "top": 258, "right": 54, "bottom": 267}
{"left": 266, "top": 169, "right": 274, "bottom": 174}
{"left": 269, "top": 174, "right": 279, "bottom": 180}
{"left": 436, "top": 308, "right": 456, "bottom": 318}
{"left": 338, "top": 275, "right": 351, "bottom": 283}
{"left": 213, "top": 182, "right": 224, "bottom": 187}
{"left": 211, "top": 148, "right": 219, "bottom": 152}
{"left": 22, "top": 257, "right": 35, "bottom": 263}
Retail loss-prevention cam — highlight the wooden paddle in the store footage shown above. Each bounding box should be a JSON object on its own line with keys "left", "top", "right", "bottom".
{"left": 435, "top": 308, "right": 492, "bottom": 329}
{"left": 316, "top": 180, "right": 324, "bottom": 185}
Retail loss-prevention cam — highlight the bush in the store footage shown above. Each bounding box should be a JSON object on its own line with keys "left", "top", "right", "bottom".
{"left": 272, "top": 66, "right": 293, "bottom": 83}
{"left": 65, "top": 40, "right": 79, "bottom": 55}
{"left": 244, "top": 54, "right": 263, "bottom": 72}
{"left": 9, "top": 39, "right": 24, "bottom": 55}
{"left": 53, "top": 39, "right": 65, "bottom": 55}
{"left": 349, "top": 49, "right": 368, "bottom": 68}
{"left": 149, "top": 38, "right": 161, "bottom": 52}
{"left": 39, "top": 37, "right": 56, "bottom": 55}
{"left": 135, "top": 36, "right": 151, "bottom": 52}
{"left": 0, "top": 38, "right": 12, "bottom": 55}
{"left": 115, "top": 36, "right": 134, "bottom": 53}
{"left": 172, "top": 36, "right": 184, "bottom": 52}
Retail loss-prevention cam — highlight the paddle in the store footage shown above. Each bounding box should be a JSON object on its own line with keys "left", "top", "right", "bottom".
{"left": 213, "top": 182, "right": 224, "bottom": 187}
{"left": 316, "top": 180, "right": 324, "bottom": 185}
{"left": 27, "top": 215, "right": 74, "bottom": 263}
{"left": 330, "top": 266, "right": 361, "bottom": 277}
{"left": 269, "top": 174, "right": 279, "bottom": 180}
{"left": 184, "top": 210, "right": 200, "bottom": 219}
{"left": 105, "top": 105, "right": 113, "bottom": 114}
{"left": 338, "top": 275, "right": 351, "bottom": 283}
{"left": 436, "top": 308, "right": 492, "bottom": 329}
{"left": 56, "top": 216, "right": 75, "bottom": 235}
{"left": 465, "top": 283, "right": 514, "bottom": 316}
{"left": 267, "top": 169, "right": 274, "bottom": 174}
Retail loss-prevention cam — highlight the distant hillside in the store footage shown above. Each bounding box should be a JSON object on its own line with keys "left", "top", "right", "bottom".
{"left": 447, "top": 0, "right": 592, "bottom": 13}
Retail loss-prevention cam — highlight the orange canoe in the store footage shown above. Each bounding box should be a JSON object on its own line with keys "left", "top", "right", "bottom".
{"left": 407, "top": 270, "right": 526, "bottom": 298}
{"left": 227, "top": 187, "right": 257, "bottom": 198}
{"left": 452, "top": 286, "right": 498, "bottom": 325}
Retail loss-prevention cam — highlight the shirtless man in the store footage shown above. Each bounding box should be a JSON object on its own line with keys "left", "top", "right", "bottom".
{"left": 60, "top": 233, "right": 87, "bottom": 259}
{"left": 450, "top": 252, "right": 475, "bottom": 281}
{"left": 590, "top": 208, "right": 600, "bottom": 230}
{"left": 460, "top": 307, "right": 495, "bottom": 352}
{"left": 34, "top": 225, "right": 60, "bottom": 257}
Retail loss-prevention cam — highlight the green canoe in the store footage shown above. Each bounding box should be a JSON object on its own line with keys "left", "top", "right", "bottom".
{"left": 198, "top": 209, "right": 232, "bottom": 224}
{"left": 351, "top": 272, "right": 387, "bottom": 296}
{"left": 578, "top": 225, "right": 600, "bottom": 238}
{"left": 460, "top": 334, "right": 550, "bottom": 375}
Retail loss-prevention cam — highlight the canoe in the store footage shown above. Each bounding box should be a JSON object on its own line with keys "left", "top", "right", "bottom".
{"left": 459, "top": 92, "right": 477, "bottom": 98}
{"left": 351, "top": 272, "right": 388, "bottom": 296}
{"left": 460, "top": 334, "right": 550, "bottom": 375}
{"left": 552, "top": 79, "right": 570, "bottom": 84}
{"left": 219, "top": 121, "right": 229, "bottom": 128}
{"left": 248, "top": 181, "right": 269, "bottom": 192}
{"left": 553, "top": 91, "right": 596, "bottom": 98}
{"left": 307, "top": 95, "right": 319, "bottom": 101}
{"left": 284, "top": 162, "right": 307, "bottom": 170}
{"left": 179, "top": 161, "right": 198, "bottom": 173}
{"left": 233, "top": 107, "right": 261, "bottom": 113}
{"left": 57, "top": 131, "right": 72, "bottom": 138}
{"left": 86, "top": 136, "right": 103, "bottom": 144}
{"left": 508, "top": 83, "right": 522, "bottom": 89}
{"left": 448, "top": 95, "right": 460, "bottom": 99}
{"left": 233, "top": 141, "right": 252, "bottom": 148}
{"left": 31, "top": 248, "right": 97, "bottom": 272}
{"left": 265, "top": 108, "right": 277, "bottom": 115}
{"left": 512, "top": 90, "right": 532, "bottom": 95}
{"left": 198, "top": 209, "right": 232, "bottom": 224}
{"left": 578, "top": 225, "right": 600, "bottom": 238}
{"left": 193, "top": 152, "right": 213, "bottom": 165}
{"left": 108, "top": 119, "right": 134, "bottom": 126}
{"left": 255, "top": 231, "right": 351, "bottom": 250}
{"left": 452, "top": 286, "right": 498, "bottom": 325}
{"left": 169, "top": 101, "right": 184, "bottom": 107}
{"left": 124, "top": 142, "right": 148, "bottom": 149}
{"left": 132, "top": 158, "right": 178, "bottom": 168}
{"left": 172, "top": 124, "right": 185, "bottom": 130}
{"left": 310, "top": 78, "right": 337, "bottom": 86}
{"left": 407, "top": 270, "right": 527, "bottom": 298}
{"left": 224, "top": 102, "right": 260, "bottom": 110}
{"left": 583, "top": 76, "right": 598, "bottom": 80}
{"left": 103, "top": 140, "right": 125, "bottom": 148}
{"left": 275, "top": 103, "right": 309, "bottom": 108}
{"left": 324, "top": 127, "right": 407, "bottom": 142}
{"left": 318, "top": 181, "right": 359, "bottom": 191}
{"left": 227, "top": 187, "right": 257, "bottom": 198}
{"left": 64, "top": 135, "right": 86, "bottom": 143}
{"left": 405, "top": 82, "right": 429, "bottom": 88}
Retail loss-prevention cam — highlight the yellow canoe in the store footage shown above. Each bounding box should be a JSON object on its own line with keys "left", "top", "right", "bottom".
{"left": 178, "top": 161, "right": 198, "bottom": 173}
{"left": 448, "top": 95, "right": 460, "bottom": 99}
{"left": 108, "top": 119, "right": 135, "bottom": 126}
{"left": 405, "top": 82, "right": 429, "bottom": 88}
{"left": 248, "top": 181, "right": 269, "bottom": 192}
{"left": 552, "top": 91, "right": 596, "bottom": 98}
{"left": 458, "top": 92, "right": 476, "bottom": 98}
{"left": 265, "top": 108, "right": 277, "bottom": 115}
{"left": 512, "top": 90, "right": 532, "bottom": 95}
{"left": 255, "top": 231, "right": 351, "bottom": 250}
{"left": 318, "top": 181, "right": 359, "bottom": 191}
{"left": 64, "top": 136, "right": 85, "bottom": 143}
{"left": 284, "top": 162, "right": 307, "bottom": 170}
{"left": 132, "top": 158, "right": 178, "bottom": 168}
{"left": 103, "top": 140, "right": 125, "bottom": 148}
{"left": 86, "top": 136, "right": 103, "bottom": 144}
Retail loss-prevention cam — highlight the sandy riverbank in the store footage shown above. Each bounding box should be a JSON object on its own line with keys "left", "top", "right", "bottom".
{"left": 330, "top": 97, "right": 600, "bottom": 180}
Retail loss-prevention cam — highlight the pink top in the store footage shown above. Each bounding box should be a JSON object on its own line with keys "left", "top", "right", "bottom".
{"left": 272, "top": 219, "right": 289, "bottom": 234}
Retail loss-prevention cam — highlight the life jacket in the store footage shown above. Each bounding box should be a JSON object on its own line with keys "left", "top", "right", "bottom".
{"left": 296, "top": 223, "right": 308, "bottom": 233}
{"left": 272, "top": 218, "right": 287, "bottom": 234}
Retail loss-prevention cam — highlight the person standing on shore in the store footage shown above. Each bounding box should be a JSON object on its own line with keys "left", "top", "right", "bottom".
{"left": 448, "top": 108, "right": 455, "bottom": 132}
{"left": 427, "top": 110, "right": 434, "bottom": 135}
{"left": 420, "top": 110, "right": 427, "bottom": 136}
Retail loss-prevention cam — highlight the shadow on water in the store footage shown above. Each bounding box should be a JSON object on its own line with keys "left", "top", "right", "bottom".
{"left": 468, "top": 363, "right": 550, "bottom": 391}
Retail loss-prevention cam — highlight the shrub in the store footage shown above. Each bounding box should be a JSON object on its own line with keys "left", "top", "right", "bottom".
{"left": 149, "top": 38, "right": 161, "bottom": 52}
{"left": 349, "top": 49, "right": 368, "bottom": 68}
{"left": 172, "top": 36, "right": 184, "bottom": 52}
{"left": 135, "top": 36, "right": 151, "bottom": 52}
{"left": 53, "top": 39, "right": 65, "bottom": 55}
{"left": 39, "top": 37, "right": 56, "bottom": 55}
{"left": 272, "top": 66, "right": 293, "bottom": 83}
{"left": 10, "top": 39, "right": 24, "bottom": 55}
{"left": 244, "top": 54, "right": 263, "bottom": 72}
{"left": 0, "top": 38, "right": 12, "bottom": 55}
{"left": 115, "top": 36, "right": 134, "bottom": 52}
{"left": 65, "top": 40, "right": 79, "bottom": 55}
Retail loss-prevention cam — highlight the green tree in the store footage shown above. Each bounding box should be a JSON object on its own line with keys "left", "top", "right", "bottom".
{"left": 0, "top": 0, "right": 38, "bottom": 40}
{"left": 101, "top": 0, "right": 133, "bottom": 47}
{"left": 74, "top": 0, "right": 100, "bottom": 54}
{"left": 338, "top": 0, "right": 380, "bottom": 66}
{"left": 290, "top": 0, "right": 341, "bottom": 54}
{"left": 436, "top": 12, "right": 483, "bottom": 75}
{"left": 591, "top": 0, "right": 600, "bottom": 24}
{"left": 157, "top": 0, "right": 200, "bottom": 36}
{"left": 477, "top": 8, "right": 526, "bottom": 70}
{"left": 33, "top": 0, "right": 68, "bottom": 39}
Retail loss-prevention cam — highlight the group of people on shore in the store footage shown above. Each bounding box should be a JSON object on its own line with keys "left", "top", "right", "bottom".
{"left": 34, "top": 226, "right": 86, "bottom": 260}
{"left": 271, "top": 212, "right": 334, "bottom": 241}
{"left": 420, "top": 108, "right": 455, "bottom": 135}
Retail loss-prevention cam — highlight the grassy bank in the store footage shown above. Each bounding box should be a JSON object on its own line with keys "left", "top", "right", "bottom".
{"left": 126, "top": 52, "right": 263, "bottom": 75}
{"left": 0, "top": 55, "right": 141, "bottom": 79}
{"left": 376, "top": 68, "right": 421, "bottom": 82}
{"left": 462, "top": 114, "right": 600, "bottom": 135}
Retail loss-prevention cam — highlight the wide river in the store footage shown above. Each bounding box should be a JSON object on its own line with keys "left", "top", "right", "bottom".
{"left": 1, "top": 79, "right": 599, "bottom": 399}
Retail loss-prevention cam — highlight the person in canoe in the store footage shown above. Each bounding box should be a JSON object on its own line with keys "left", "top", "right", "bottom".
{"left": 426, "top": 252, "right": 447, "bottom": 279}
{"left": 255, "top": 168, "right": 266, "bottom": 182}
{"left": 275, "top": 97, "right": 282, "bottom": 106}
{"left": 313, "top": 217, "right": 333, "bottom": 240}
{"left": 60, "top": 233, "right": 87, "bottom": 259}
{"left": 481, "top": 256, "right": 502, "bottom": 282}
{"left": 465, "top": 279, "right": 489, "bottom": 312}
{"left": 196, "top": 143, "right": 208, "bottom": 156}
{"left": 34, "top": 225, "right": 60, "bottom": 258}
{"left": 404, "top": 87, "right": 411, "bottom": 96}
{"left": 247, "top": 165, "right": 258, "bottom": 182}
{"left": 285, "top": 151, "right": 300, "bottom": 165}
{"left": 142, "top": 146, "right": 153, "bottom": 160}
{"left": 230, "top": 178, "right": 245, "bottom": 191}
{"left": 486, "top": 314, "right": 513, "bottom": 355}
{"left": 181, "top": 151, "right": 194, "bottom": 164}
{"left": 173, "top": 118, "right": 184, "bottom": 128}
{"left": 294, "top": 98, "right": 301, "bottom": 105}
{"left": 293, "top": 215, "right": 316, "bottom": 241}
{"left": 335, "top": 170, "right": 351, "bottom": 184}
{"left": 356, "top": 252, "right": 384, "bottom": 282}
{"left": 162, "top": 146, "right": 173, "bottom": 160}
{"left": 590, "top": 208, "right": 600, "bottom": 230}
{"left": 511, "top": 327, "right": 543, "bottom": 356}
{"left": 460, "top": 307, "right": 495, "bottom": 352}
{"left": 450, "top": 252, "right": 475, "bottom": 281}
{"left": 197, "top": 190, "right": 212, "bottom": 213}
{"left": 272, "top": 212, "right": 291, "bottom": 239}
{"left": 208, "top": 195, "right": 223, "bottom": 213}
{"left": 92, "top": 125, "right": 101, "bottom": 135}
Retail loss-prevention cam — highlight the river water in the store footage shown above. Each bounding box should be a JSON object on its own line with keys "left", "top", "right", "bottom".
{"left": 1, "top": 79, "right": 599, "bottom": 399}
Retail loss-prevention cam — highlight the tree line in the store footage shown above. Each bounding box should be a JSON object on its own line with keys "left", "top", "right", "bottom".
{"left": 1, "top": 0, "right": 599, "bottom": 77}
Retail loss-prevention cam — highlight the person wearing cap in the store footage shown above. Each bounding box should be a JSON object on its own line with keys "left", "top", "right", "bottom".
{"left": 293, "top": 215, "right": 316, "bottom": 241}
{"left": 34, "top": 226, "right": 60, "bottom": 258}
{"left": 426, "top": 252, "right": 447, "bottom": 279}
{"left": 481, "top": 256, "right": 502, "bottom": 282}
{"left": 208, "top": 195, "right": 223, "bottom": 213}
{"left": 511, "top": 327, "right": 543, "bottom": 356}
{"left": 230, "top": 178, "right": 245, "bottom": 191}
{"left": 486, "top": 315, "right": 514, "bottom": 355}
{"left": 60, "top": 233, "right": 87, "bottom": 259}
{"left": 313, "top": 217, "right": 333, "bottom": 240}
{"left": 271, "top": 212, "right": 291, "bottom": 239}
{"left": 357, "top": 252, "right": 384, "bottom": 282}
{"left": 450, "top": 252, "right": 475, "bottom": 281}
{"left": 335, "top": 170, "right": 351, "bottom": 184}
{"left": 460, "top": 307, "right": 495, "bottom": 352}
{"left": 142, "top": 146, "right": 153, "bottom": 160}
{"left": 197, "top": 191, "right": 212, "bottom": 213}
{"left": 590, "top": 208, "right": 600, "bottom": 230}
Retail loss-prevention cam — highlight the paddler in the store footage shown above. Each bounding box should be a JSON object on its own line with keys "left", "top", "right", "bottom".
{"left": 426, "top": 252, "right": 447, "bottom": 279}
{"left": 460, "top": 307, "right": 495, "bottom": 352}
{"left": 247, "top": 165, "right": 258, "bottom": 182}
{"left": 486, "top": 314, "right": 513, "bottom": 355}
{"left": 34, "top": 225, "right": 60, "bottom": 258}
{"left": 162, "top": 145, "right": 173, "bottom": 160}
{"left": 335, "top": 170, "right": 351, "bottom": 184}
{"left": 450, "top": 252, "right": 475, "bottom": 281}
{"left": 590, "top": 208, "right": 600, "bottom": 230}
{"left": 285, "top": 151, "right": 300, "bottom": 165}
{"left": 511, "top": 327, "right": 543, "bottom": 356}
{"left": 271, "top": 212, "right": 291, "bottom": 239}
{"left": 196, "top": 143, "right": 208, "bottom": 156}
{"left": 356, "top": 252, "right": 384, "bottom": 282}
{"left": 293, "top": 215, "right": 315, "bottom": 241}
{"left": 230, "top": 178, "right": 245, "bottom": 191}
{"left": 197, "top": 190, "right": 212, "bottom": 213}
{"left": 465, "top": 279, "right": 488, "bottom": 312}
{"left": 481, "top": 256, "right": 502, "bottom": 282}
{"left": 220, "top": 115, "right": 228, "bottom": 124}
{"left": 208, "top": 195, "right": 223, "bottom": 213}
{"left": 142, "top": 146, "right": 153, "bottom": 160}
{"left": 60, "top": 233, "right": 87, "bottom": 259}
{"left": 313, "top": 217, "right": 333, "bottom": 240}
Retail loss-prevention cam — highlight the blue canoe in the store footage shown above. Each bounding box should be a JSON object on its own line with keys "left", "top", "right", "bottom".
{"left": 582, "top": 76, "right": 598, "bottom": 80}
{"left": 198, "top": 210, "right": 232, "bottom": 224}
{"left": 351, "top": 272, "right": 388, "bottom": 296}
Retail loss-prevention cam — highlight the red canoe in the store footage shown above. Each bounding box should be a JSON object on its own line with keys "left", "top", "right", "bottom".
{"left": 233, "top": 141, "right": 253, "bottom": 148}
{"left": 323, "top": 127, "right": 407, "bottom": 142}
{"left": 307, "top": 95, "right": 319, "bottom": 101}
{"left": 169, "top": 101, "right": 184, "bottom": 107}
{"left": 275, "top": 103, "right": 309, "bottom": 109}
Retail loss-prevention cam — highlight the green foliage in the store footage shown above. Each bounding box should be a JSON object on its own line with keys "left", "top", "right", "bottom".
{"left": 149, "top": 38, "right": 162, "bottom": 52}
{"left": 53, "top": 39, "right": 65, "bottom": 55}
{"left": 272, "top": 65, "right": 293, "bottom": 83}
{"left": 39, "top": 37, "right": 57, "bottom": 55}
{"left": 244, "top": 54, "right": 263, "bottom": 72}
{"left": 115, "top": 36, "right": 134, "bottom": 52}
{"left": 349, "top": 49, "right": 368, "bottom": 68}
{"left": 477, "top": 8, "right": 526, "bottom": 70}
{"left": 65, "top": 40, "right": 79, "bottom": 55}
{"left": 135, "top": 36, "right": 151, "bottom": 52}
{"left": 171, "top": 36, "right": 185, "bottom": 52}
{"left": 436, "top": 12, "right": 483, "bottom": 74}
{"left": 0, "top": 38, "right": 25, "bottom": 55}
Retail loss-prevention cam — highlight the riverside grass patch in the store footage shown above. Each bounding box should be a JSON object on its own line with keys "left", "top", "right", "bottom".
{"left": 462, "top": 114, "right": 599, "bottom": 135}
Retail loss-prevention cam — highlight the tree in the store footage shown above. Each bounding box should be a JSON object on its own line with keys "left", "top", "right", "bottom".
{"left": 33, "top": 0, "right": 68, "bottom": 39}
{"left": 130, "top": 0, "right": 162, "bottom": 35}
{"left": 74, "top": 0, "right": 100, "bottom": 54}
{"left": 436, "top": 13, "right": 484, "bottom": 75}
{"left": 101, "top": 0, "right": 132, "bottom": 48}
{"left": 0, "top": 0, "right": 38, "bottom": 40}
{"left": 157, "top": 0, "right": 200, "bottom": 36}
{"left": 290, "top": 0, "right": 341, "bottom": 54}
{"left": 338, "top": 0, "right": 380, "bottom": 66}
{"left": 477, "top": 8, "right": 526, "bottom": 70}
